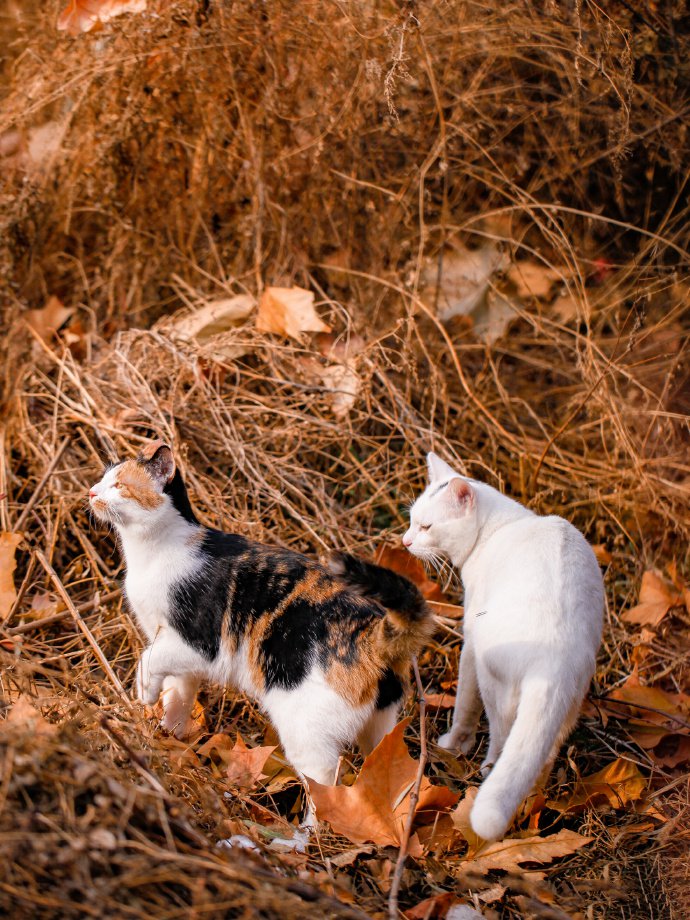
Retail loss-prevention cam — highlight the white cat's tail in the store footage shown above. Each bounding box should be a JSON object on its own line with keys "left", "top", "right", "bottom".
{"left": 470, "top": 678, "right": 576, "bottom": 841}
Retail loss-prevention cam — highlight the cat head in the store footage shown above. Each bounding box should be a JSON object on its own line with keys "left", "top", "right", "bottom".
{"left": 89, "top": 440, "right": 194, "bottom": 529}
{"left": 403, "top": 452, "right": 479, "bottom": 564}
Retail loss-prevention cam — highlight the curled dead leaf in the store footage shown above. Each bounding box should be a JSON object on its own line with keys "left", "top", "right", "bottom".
{"left": 0, "top": 532, "right": 23, "bottom": 619}
{"left": 547, "top": 758, "right": 647, "bottom": 814}
{"left": 458, "top": 827, "right": 594, "bottom": 875}
{"left": 25, "top": 296, "right": 74, "bottom": 342}
{"left": 58, "top": 0, "right": 147, "bottom": 35}
{"left": 256, "top": 286, "right": 331, "bottom": 340}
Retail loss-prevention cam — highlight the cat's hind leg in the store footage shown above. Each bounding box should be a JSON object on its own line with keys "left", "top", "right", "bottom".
{"left": 264, "top": 677, "right": 366, "bottom": 846}
{"left": 357, "top": 703, "right": 399, "bottom": 755}
{"left": 480, "top": 677, "right": 519, "bottom": 776}
{"left": 438, "top": 643, "right": 482, "bottom": 754}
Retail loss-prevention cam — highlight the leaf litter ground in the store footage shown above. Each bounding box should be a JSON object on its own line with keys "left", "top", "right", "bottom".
{"left": 1, "top": 2, "right": 689, "bottom": 918}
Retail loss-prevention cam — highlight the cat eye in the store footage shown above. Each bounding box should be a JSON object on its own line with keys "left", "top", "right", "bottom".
{"left": 419, "top": 524, "right": 431, "bottom": 531}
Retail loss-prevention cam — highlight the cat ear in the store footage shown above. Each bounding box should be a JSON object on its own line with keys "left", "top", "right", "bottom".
{"left": 447, "top": 477, "right": 474, "bottom": 511}
{"left": 427, "top": 451, "right": 458, "bottom": 483}
{"left": 138, "top": 440, "right": 175, "bottom": 486}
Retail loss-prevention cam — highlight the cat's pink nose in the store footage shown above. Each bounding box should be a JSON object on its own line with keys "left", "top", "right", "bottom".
{"left": 402, "top": 534, "right": 412, "bottom": 547}
{"left": 89, "top": 490, "right": 97, "bottom": 498}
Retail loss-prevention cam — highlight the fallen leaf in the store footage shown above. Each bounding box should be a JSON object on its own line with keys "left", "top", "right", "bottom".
{"left": 256, "top": 286, "right": 331, "bottom": 340}
{"left": 25, "top": 297, "right": 74, "bottom": 342}
{"left": 548, "top": 759, "right": 646, "bottom": 814}
{"left": 592, "top": 544, "right": 613, "bottom": 566}
{"left": 320, "top": 363, "right": 361, "bottom": 418}
{"left": 404, "top": 892, "right": 458, "bottom": 919}
{"left": 58, "top": 0, "right": 147, "bottom": 34}
{"left": 622, "top": 569, "right": 685, "bottom": 627}
{"left": 1, "top": 695, "right": 57, "bottom": 737}
{"left": 168, "top": 295, "right": 254, "bottom": 343}
{"left": 0, "top": 532, "right": 23, "bottom": 619}
{"left": 375, "top": 545, "right": 450, "bottom": 604}
{"left": 308, "top": 720, "right": 458, "bottom": 850}
{"left": 23, "top": 593, "right": 59, "bottom": 621}
{"left": 199, "top": 734, "right": 277, "bottom": 791}
{"left": 507, "top": 260, "right": 563, "bottom": 299}
{"left": 330, "top": 845, "right": 375, "bottom": 868}
{"left": 424, "top": 692, "right": 456, "bottom": 710}
{"left": 423, "top": 244, "right": 508, "bottom": 322}
{"left": 458, "top": 828, "right": 593, "bottom": 875}
{"left": 472, "top": 289, "right": 518, "bottom": 343}
{"left": 451, "top": 788, "right": 481, "bottom": 853}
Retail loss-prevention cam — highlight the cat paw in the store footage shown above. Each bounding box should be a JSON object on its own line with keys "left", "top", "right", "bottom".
{"left": 437, "top": 730, "right": 476, "bottom": 754}
{"left": 479, "top": 758, "right": 494, "bottom": 778}
{"left": 135, "top": 655, "right": 162, "bottom": 706}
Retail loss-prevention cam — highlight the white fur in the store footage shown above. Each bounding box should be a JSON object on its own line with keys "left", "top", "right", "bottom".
{"left": 405, "top": 452, "right": 603, "bottom": 841}
{"left": 89, "top": 459, "right": 402, "bottom": 837}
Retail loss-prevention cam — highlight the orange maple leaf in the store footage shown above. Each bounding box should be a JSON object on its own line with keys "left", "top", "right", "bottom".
{"left": 308, "top": 720, "right": 458, "bottom": 852}
{"left": 622, "top": 569, "right": 685, "bottom": 627}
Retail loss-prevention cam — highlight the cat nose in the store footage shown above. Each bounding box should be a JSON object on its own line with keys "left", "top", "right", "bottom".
{"left": 89, "top": 490, "right": 97, "bottom": 498}
{"left": 402, "top": 534, "right": 412, "bottom": 547}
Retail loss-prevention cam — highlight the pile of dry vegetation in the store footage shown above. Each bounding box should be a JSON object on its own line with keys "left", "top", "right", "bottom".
{"left": 0, "top": 1, "right": 688, "bottom": 918}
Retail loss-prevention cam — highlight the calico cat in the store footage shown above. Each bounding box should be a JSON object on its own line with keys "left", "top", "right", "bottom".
{"left": 404, "top": 452, "right": 604, "bottom": 841}
{"left": 89, "top": 440, "right": 433, "bottom": 821}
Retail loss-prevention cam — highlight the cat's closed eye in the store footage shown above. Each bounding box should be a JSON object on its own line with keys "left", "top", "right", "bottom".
{"left": 419, "top": 524, "right": 431, "bottom": 531}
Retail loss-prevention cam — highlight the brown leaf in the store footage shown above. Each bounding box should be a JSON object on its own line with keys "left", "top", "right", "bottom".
{"left": 0, "top": 532, "right": 23, "bottom": 619}
{"left": 622, "top": 569, "right": 684, "bottom": 627}
{"left": 1, "top": 696, "right": 57, "bottom": 737}
{"left": 424, "top": 692, "right": 456, "bottom": 710}
{"left": 547, "top": 759, "right": 646, "bottom": 814}
{"left": 592, "top": 544, "right": 613, "bottom": 566}
{"left": 458, "top": 828, "right": 593, "bottom": 875}
{"left": 168, "top": 295, "right": 254, "bottom": 343}
{"left": 308, "top": 720, "right": 458, "bottom": 849}
{"left": 199, "top": 734, "right": 277, "bottom": 791}
{"left": 507, "top": 260, "right": 563, "bottom": 299}
{"left": 404, "top": 892, "right": 459, "bottom": 919}
{"left": 25, "top": 296, "right": 74, "bottom": 342}
{"left": 256, "top": 286, "right": 331, "bottom": 340}
{"left": 375, "top": 545, "right": 450, "bottom": 604}
{"left": 451, "top": 788, "right": 482, "bottom": 852}
{"left": 58, "top": 0, "right": 146, "bottom": 35}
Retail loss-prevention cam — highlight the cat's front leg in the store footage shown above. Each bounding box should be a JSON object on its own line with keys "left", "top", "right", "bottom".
{"left": 438, "top": 642, "right": 482, "bottom": 754}
{"left": 160, "top": 675, "right": 201, "bottom": 739}
{"left": 136, "top": 645, "right": 165, "bottom": 705}
{"left": 135, "top": 631, "right": 205, "bottom": 709}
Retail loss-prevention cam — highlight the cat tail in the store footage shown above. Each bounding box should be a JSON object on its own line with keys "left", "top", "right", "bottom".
{"left": 470, "top": 677, "right": 576, "bottom": 842}
{"left": 329, "top": 552, "right": 433, "bottom": 661}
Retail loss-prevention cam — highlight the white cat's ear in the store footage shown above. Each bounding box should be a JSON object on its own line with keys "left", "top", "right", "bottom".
{"left": 447, "top": 477, "right": 474, "bottom": 510}
{"left": 427, "top": 451, "right": 458, "bottom": 483}
{"left": 138, "top": 440, "right": 175, "bottom": 486}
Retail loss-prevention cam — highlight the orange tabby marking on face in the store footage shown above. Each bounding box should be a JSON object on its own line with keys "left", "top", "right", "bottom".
{"left": 116, "top": 460, "right": 163, "bottom": 510}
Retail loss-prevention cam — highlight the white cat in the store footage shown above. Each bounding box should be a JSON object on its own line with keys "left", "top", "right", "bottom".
{"left": 404, "top": 452, "right": 604, "bottom": 841}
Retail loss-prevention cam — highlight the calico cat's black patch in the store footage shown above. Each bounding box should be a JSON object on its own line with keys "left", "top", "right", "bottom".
{"left": 164, "top": 470, "right": 199, "bottom": 524}
{"left": 260, "top": 597, "right": 327, "bottom": 688}
{"left": 375, "top": 667, "right": 404, "bottom": 709}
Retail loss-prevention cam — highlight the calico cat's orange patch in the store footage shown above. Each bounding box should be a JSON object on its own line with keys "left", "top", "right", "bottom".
{"left": 116, "top": 460, "right": 163, "bottom": 510}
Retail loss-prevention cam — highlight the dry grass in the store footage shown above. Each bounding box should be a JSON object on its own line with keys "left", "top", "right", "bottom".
{"left": 1, "top": 1, "right": 689, "bottom": 917}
